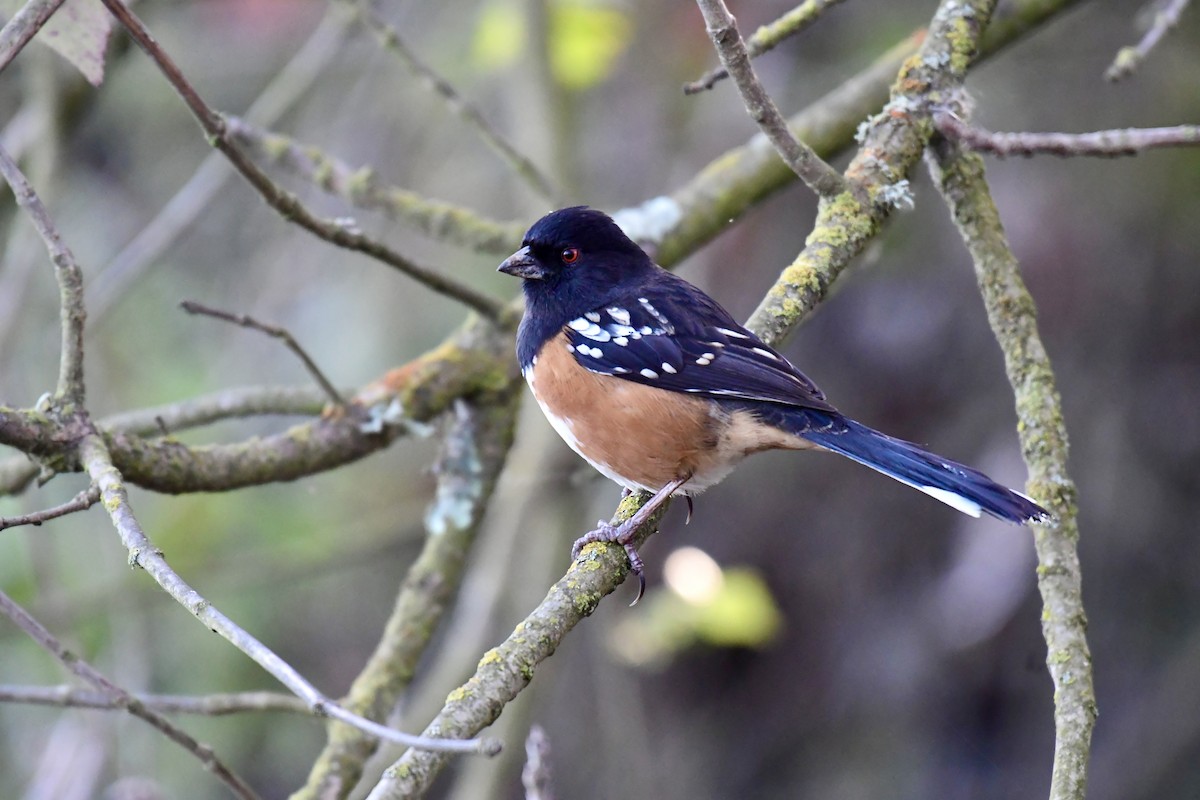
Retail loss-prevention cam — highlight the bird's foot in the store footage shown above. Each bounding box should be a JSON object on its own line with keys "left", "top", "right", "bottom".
{"left": 572, "top": 520, "right": 647, "bottom": 605}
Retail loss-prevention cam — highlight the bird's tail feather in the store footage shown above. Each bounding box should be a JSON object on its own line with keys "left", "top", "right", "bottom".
{"left": 792, "top": 413, "right": 1050, "bottom": 525}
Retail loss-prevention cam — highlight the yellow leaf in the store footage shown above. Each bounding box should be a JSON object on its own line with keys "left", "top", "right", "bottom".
{"left": 550, "top": 1, "right": 632, "bottom": 90}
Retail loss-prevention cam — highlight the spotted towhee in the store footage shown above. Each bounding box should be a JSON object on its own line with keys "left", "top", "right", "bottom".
{"left": 500, "top": 206, "right": 1049, "bottom": 600}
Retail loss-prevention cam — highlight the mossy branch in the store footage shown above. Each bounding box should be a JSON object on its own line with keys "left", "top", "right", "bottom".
{"left": 365, "top": 491, "right": 670, "bottom": 799}
{"left": 928, "top": 135, "right": 1093, "bottom": 800}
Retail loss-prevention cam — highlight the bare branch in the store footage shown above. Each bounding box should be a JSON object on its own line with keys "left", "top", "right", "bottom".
{"left": 78, "top": 432, "right": 498, "bottom": 757}
{"left": 101, "top": 385, "right": 333, "bottom": 435}
{"left": 0, "top": 142, "right": 86, "bottom": 404}
{"left": 935, "top": 112, "right": 1200, "bottom": 157}
{"left": 694, "top": 0, "right": 847, "bottom": 198}
{"left": 180, "top": 300, "right": 347, "bottom": 409}
{"left": 0, "top": 0, "right": 66, "bottom": 75}
{"left": 0, "top": 685, "right": 310, "bottom": 716}
{"left": 0, "top": 589, "right": 261, "bottom": 800}
{"left": 1106, "top": 0, "right": 1192, "bottom": 81}
{"left": 685, "top": 0, "right": 849, "bottom": 94}
{"left": 96, "top": 0, "right": 510, "bottom": 325}
{"left": 0, "top": 486, "right": 98, "bottom": 531}
{"left": 341, "top": 0, "right": 558, "bottom": 202}
{"left": 928, "top": 135, "right": 1094, "bottom": 800}
{"left": 224, "top": 115, "right": 524, "bottom": 254}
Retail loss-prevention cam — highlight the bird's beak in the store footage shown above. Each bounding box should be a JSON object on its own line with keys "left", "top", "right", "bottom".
{"left": 497, "top": 246, "right": 546, "bottom": 280}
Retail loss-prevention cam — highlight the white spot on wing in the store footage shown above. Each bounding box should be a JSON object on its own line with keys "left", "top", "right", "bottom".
{"left": 585, "top": 311, "right": 601, "bottom": 322}
{"left": 607, "top": 307, "right": 631, "bottom": 325}
{"left": 919, "top": 486, "right": 983, "bottom": 517}
{"left": 716, "top": 326, "right": 749, "bottom": 339}
{"left": 661, "top": 362, "right": 677, "bottom": 374}
{"left": 752, "top": 347, "right": 778, "bottom": 360}
{"left": 639, "top": 368, "right": 659, "bottom": 379}
{"left": 568, "top": 318, "right": 589, "bottom": 332}
{"left": 613, "top": 336, "right": 629, "bottom": 346}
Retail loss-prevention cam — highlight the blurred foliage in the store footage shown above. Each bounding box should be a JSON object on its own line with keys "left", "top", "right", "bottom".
{"left": 0, "top": 0, "right": 1199, "bottom": 799}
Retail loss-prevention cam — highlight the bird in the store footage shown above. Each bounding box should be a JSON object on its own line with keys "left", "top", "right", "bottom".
{"left": 499, "top": 206, "right": 1050, "bottom": 602}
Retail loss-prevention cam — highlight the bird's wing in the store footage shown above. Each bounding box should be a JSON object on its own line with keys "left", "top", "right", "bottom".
{"left": 561, "top": 278, "right": 836, "bottom": 412}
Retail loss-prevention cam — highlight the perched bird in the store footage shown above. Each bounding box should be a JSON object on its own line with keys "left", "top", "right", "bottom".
{"left": 499, "top": 206, "right": 1049, "bottom": 601}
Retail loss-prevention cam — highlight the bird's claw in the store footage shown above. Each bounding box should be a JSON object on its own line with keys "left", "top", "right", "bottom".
{"left": 572, "top": 520, "right": 647, "bottom": 606}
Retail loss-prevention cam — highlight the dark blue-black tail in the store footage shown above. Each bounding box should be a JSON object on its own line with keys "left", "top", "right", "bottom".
{"left": 771, "top": 408, "right": 1050, "bottom": 524}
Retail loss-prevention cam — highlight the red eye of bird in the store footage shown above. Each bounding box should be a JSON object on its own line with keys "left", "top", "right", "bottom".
{"left": 560, "top": 247, "right": 580, "bottom": 265}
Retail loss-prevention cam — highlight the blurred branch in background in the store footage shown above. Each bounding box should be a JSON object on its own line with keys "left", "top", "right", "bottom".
{"left": 0, "top": 685, "right": 311, "bottom": 715}
{"left": 339, "top": 0, "right": 559, "bottom": 203}
{"left": 1106, "top": 0, "right": 1192, "bottom": 82}
{"left": 0, "top": 0, "right": 65, "bottom": 74}
{"left": 96, "top": 0, "right": 510, "bottom": 324}
{"left": 0, "top": 589, "right": 261, "bottom": 800}
{"left": 224, "top": 114, "right": 525, "bottom": 254}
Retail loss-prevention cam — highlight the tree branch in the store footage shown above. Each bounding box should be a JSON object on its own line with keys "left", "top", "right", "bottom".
{"left": 694, "top": 0, "right": 847, "bottom": 198}
{"left": 685, "top": 0, "right": 849, "bottom": 94}
{"left": 0, "top": 486, "right": 98, "bottom": 531}
{"left": 1106, "top": 0, "right": 1192, "bottom": 82}
{"left": 0, "top": 142, "right": 86, "bottom": 404}
{"left": 0, "top": 685, "right": 312, "bottom": 716}
{"left": 0, "top": 0, "right": 66, "bottom": 75}
{"left": 364, "top": 491, "right": 671, "bottom": 799}
{"left": 224, "top": 115, "right": 525, "bottom": 254}
{"left": 180, "top": 300, "right": 347, "bottom": 409}
{"left": 77, "top": 431, "right": 498, "bottom": 757}
{"left": 340, "top": 0, "right": 559, "bottom": 202}
{"left": 934, "top": 112, "right": 1200, "bottom": 157}
{"left": 928, "top": 134, "right": 1093, "bottom": 800}
{"left": 0, "top": 589, "right": 261, "bottom": 800}
{"left": 96, "top": 0, "right": 510, "bottom": 325}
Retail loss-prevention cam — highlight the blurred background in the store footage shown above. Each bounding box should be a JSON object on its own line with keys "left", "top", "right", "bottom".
{"left": 1, "top": 0, "right": 1198, "bottom": 798}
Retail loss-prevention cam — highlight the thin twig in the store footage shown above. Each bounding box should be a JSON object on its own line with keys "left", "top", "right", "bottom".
{"left": 0, "top": 486, "right": 99, "bottom": 531}
{"left": 694, "top": 0, "right": 847, "bottom": 198}
{"left": 0, "top": 685, "right": 311, "bottom": 715}
{"left": 180, "top": 300, "right": 347, "bottom": 409}
{"left": 89, "top": 7, "right": 352, "bottom": 323}
{"left": 342, "top": 0, "right": 558, "bottom": 202}
{"left": 77, "top": 431, "right": 499, "bottom": 757}
{"left": 0, "top": 589, "right": 261, "bottom": 800}
{"left": 685, "top": 0, "right": 849, "bottom": 94}
{"left": 97, "top": 0, "right": 509, "bottom": 325}
{"left": 928, "top": 131, "right": 1093, "bottom": 800}
{"left": 935, "top": 112, "right": 1200, "bottom": 157}
{"left": 0, "top": 142, "right": 86, "bottom": 404}
{"left": 0, "top": 0, "right": 67, "bottom": 75}
{"left": 224, "top": 115, "right": 524, "bottom": 254}
{"left": 1106, "top": 0, "right": 1192, "bottom": 81}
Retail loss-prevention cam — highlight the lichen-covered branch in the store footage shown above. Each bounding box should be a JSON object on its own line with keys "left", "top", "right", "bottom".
{"left": 928, "top": 135, "right": 1093, "bottom": 800}
{"left": 364, "top": 491, "right": 669, "bottom": 799}
{"left": 745, "top": 0, "right": 1000, "bottom": 344}
{"left": 293, "top": 394, "right": 519, "bottom": 800}
{"left": 224, "top": 115, "right": 525, "bottom": 254}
